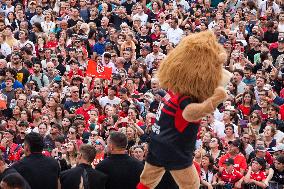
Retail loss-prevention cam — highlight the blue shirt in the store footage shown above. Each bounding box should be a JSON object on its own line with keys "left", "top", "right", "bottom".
{"left": 1, "top": 80, "right": 24, "bottom": 90}
{"left": 93, "top": 42, "right": 105, "bottom": 56}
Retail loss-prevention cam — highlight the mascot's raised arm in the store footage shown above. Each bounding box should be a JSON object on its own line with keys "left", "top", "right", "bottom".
{"left": 137, "top": 31, "right": 232, "bottom": 189}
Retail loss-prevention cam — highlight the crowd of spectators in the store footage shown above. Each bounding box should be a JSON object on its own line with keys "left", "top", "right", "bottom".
{"left": 0, "top": 0, "right": 282, "bottom": 188}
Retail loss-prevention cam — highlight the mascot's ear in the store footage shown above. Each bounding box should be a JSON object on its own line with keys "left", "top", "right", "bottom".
{"left": 220, "top": 68, "right": 233, "bottom": 87}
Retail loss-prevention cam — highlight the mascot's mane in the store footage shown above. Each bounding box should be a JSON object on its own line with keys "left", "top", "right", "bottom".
{"left": 157, "top": 31, "right": 227, "bottom": 102}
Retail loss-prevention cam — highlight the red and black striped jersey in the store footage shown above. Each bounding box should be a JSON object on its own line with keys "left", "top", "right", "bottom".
{"left": 147, "top": 92, "right": 200, "bottom": 170}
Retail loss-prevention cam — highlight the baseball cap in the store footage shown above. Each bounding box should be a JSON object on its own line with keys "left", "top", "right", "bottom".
{"left": 112, "top": 74, "right": 121, "bottom": 80}
{"left": 279, "top": 37, "right": 284, "bottom": 43}
{"left": 224, "top": 158, "right": 234, "bottom": 166}
{"left": 256, "top": 145, "right": 267, "bottom": 152}
{"left": 74, "top": 114, "right": 85, "bottom": 121}
{"left": 95, "top": 138, "right": 106, "bottom": 147}
{"left": 42, "top": 150, "right": 51, "bottom": 157}
{"left": 133, "top": 73, "right": 142, "bottom": 78}
{"left": 228, "top": 139, "right": 241, "bottom": 148}
{"left": 18, "top": 121, "right": 29, "bottom": 127}
{"left": 260, "top": 15, "right": 267, "bottom": 20}
{"left": 272, "top": 143, "right": 284, "bottom": 152}
{"left": 153, "top": 41, "right": 160, "bottom": 46}
{"left": 142, "top": 45, "right": 152, "bottom": 51}
{"left": 253, "top": 157, "right": 266, "bottom": 170}
{"left": 51, "top": 54, "right": 58, "bottom": 60}
{"left": 155, "top": 90, "right": 166, "bottom": 97}
{"left": 4, "top": 129, "right": 16, "bottom": 137}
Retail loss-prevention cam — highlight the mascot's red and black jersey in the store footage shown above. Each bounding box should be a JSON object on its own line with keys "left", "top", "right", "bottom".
{"left": 147, "top": 92, "right": 200, "bottom": 170}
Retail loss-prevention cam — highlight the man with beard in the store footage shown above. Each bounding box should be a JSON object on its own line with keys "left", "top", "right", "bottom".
{"left": 27, "top": 62, "right": 49, "bottom": 88}
{"left": 75, "top": 93, "right": 94, "bottom": 128}
{"left": 264, "top": 21, "right": 279, "bottom": 43}
{"left": 271, "top": 37, "right": 284, "bottom": 65}
{"left": 10, "top": 53, "right": 30, "bottom": 85}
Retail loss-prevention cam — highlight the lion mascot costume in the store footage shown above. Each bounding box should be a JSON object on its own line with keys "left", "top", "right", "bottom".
{"left": 137, "top": 31, "right": 232, "bottom": 189}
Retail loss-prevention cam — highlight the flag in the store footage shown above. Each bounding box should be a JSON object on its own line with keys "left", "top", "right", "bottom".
{"left": 86, "top": 60, "right": 112, "bottom": 80}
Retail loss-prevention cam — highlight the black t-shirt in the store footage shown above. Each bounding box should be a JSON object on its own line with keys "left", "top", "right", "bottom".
{"left": 96, "top": 154, "right": 143, "bottom": 189}
{"left": 11, "top": 154, "right": 59, "bottom": 189}
{"left": 271, "top": 164, "right": 284, "bottom": 185}
{"left": 67, "top": 18, "right": 79, "bottom": 28}
{"left": 16, "top": 67, "right": 30, "bottom": 85}
{"left": 147, "top": 94, "right": 199, "bottom": 170}
{"left": 110, "top": 14, "right": 130, "bottom": 30}
{"left": 264, "top": 31, "right": 279, "bottom": 43}
{"left": 147, "top": 11, "right": 158, "bottom": 23}
{"left": 122, "top": 1, "right": 135, "bottom": 15}
{"left": 86, "top": 17, "right": 101, "bottom": 27}
{"left": 247, "top": 48, "right": 260, "bottom": 63}
{"left": 56, "top": 63, "right": 66, "bottom": 76}
{"left": 63, "top": 100, "right": 84, "bottom": 114}
{"left": 97, "top": 27, "right": 109, "bottom": 38}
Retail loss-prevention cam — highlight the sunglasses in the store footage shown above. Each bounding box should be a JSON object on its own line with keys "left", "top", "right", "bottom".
{"left": 94, "top": 87, "right": 101, "bottom": 90}
{"left": 68, "top": 131, "right": 75, "bottom": 134}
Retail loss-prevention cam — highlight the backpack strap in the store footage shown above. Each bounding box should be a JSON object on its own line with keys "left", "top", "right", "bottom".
{"left": 40, "top": 73, "right": 44, "bottom": 87}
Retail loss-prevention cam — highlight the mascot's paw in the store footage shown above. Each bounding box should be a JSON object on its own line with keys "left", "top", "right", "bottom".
{"left": 213, "top": 87, "right": 227, "bottom": 103}
{"left": 182, "top": 87, "right": 227, "bottom": 122}
{"left": 182, "top": 100, "right": 214, "bottom": 122}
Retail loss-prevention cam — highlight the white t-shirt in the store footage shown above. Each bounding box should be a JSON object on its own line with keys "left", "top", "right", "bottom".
{"left": 274, "top": 130, "right": 284, "bottom": 143}
{"left": 99, "top": 96, "right": 121, "bottom": 107}
{"left": 133, "top": 13, "right": 148, "bottom": 26}
{"left": 167, "top": 27, "right": 184, "bottom": 45}
{"left": 0, "top": 42, "right": 11, "bottom": 57}
{"left": 259, "top": 1, "right": 280, "bottom": 16}
{"left": 278, "top": 23, "right": 284, "bottom": 33}
{"left": 212, "top": 120, "right": 239, "bottom": 138}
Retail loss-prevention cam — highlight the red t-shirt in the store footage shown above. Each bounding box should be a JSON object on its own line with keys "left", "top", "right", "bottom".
{"left": 75, "top": 105, "right": 95, "bottom": 129}
{"left": 250, "top": 170, "right": 266, "bottom": 181}
{"left": 238, "top": 104, "right": 251, "bottom": 117}
{"left": 220, "top": 169, "right": 243, "bottom": 184}
{"left": 219, "top": 153, "right": 247, "bottom": 172}
{"left": 92, "top": 152, "right": 104, "bottom": 167}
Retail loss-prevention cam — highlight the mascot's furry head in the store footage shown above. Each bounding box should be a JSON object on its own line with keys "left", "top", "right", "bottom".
{"left": 157, "top": 31, "right": 231, "bottom": 102}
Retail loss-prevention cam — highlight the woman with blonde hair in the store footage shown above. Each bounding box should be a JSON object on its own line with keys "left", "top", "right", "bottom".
{"left": 126, "top": 125, "right": 141, "bottom": 150}
{"left": 65, "top": 141, "right": 79, "bottom": 168}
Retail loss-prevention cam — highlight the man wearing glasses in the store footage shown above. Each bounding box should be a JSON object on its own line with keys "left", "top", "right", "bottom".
{"left": 64, "top": 86, "right": 83, "bottom": 118}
